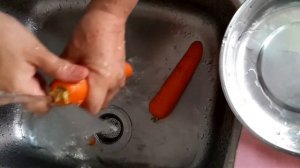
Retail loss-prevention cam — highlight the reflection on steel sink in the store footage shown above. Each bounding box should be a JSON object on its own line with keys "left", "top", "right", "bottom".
{"left": 0, "top": 0, "right": 241, "bottom": 167}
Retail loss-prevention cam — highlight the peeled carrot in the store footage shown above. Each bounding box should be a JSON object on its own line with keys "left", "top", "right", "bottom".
{"left": 149, "top": 41, "right": 204, "bottom": 120}
{"left": 50, "top": 62, "right": 133, "bottom": 105}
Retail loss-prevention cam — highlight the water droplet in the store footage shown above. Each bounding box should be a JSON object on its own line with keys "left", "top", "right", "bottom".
{"left": 201, "top": 134, "right": 205, "bottom": 139}
{"left": 254, "top": 80, "right": 260, "bottom": 87}
{"left": 117, "top": 46, "right": 122, "bottom": 50}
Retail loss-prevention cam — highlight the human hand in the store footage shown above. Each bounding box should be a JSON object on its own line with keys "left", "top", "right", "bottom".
{"left": 0, "top": 12, "right": 89, "bottom": 96}
{"left": 62, "top": 0, "right": 138, "bottom": 114}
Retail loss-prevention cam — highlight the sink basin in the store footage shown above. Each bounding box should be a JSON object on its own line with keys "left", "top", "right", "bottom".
{"left": 0, "top": 0, "right": 241, "bottom": 167}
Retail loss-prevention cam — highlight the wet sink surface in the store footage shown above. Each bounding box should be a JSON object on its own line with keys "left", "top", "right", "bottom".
{"left": 0, "top": 0, "right": 239, "bottom": 168}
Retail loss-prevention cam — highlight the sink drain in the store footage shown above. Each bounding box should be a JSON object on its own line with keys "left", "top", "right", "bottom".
{"left": 96, "top": 113, "right": 123, "bottom": 144}
{"left": 95, "top": 105, "right": 132, "bottom": 153}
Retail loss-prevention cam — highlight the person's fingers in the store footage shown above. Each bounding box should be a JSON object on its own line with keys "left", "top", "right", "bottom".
{"left": 32, "top": 48, "right": 89, "bottom": 82}
{"left": 20, "top": 79, "right": 51, "bottom": 114}
{"left": 24, "top": 97, "right": 51, "bottom": 115}
{"left": 83, "top": 76, "right": 108, "bottom": 115}
{"left": 15, "top": 78, "right": 46, "bottom": 96}
{"left": 102, "top": 88, "right": 120, "bottom": 108}
{"left": 100, "top": 70, "right": 125, "bottom": 108}
{"left": 120, "top": 77, "right": 126, "bottom": 87}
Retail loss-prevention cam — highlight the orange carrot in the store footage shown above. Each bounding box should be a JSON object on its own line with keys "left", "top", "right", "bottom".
{"left": 87, "top": 136, "right": 97, "bottom": 146}
{"left": 50, "top": 79, "right": 88, "bottom": 105}
{"left": 125, "top": 62, "right": 133, "bottom": 79}
{"left": 149, "top": 41, "right": 204, "bottom": 120}
{"left": 50, "top": 62, "right": 133, "bottom": 105}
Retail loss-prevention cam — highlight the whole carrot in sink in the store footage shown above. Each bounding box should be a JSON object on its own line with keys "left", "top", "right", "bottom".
{"left": 50, "top": 62, "right": 133, "bottom": 105}
{"left": 149, "top": 41, "right": 204, "bottom": 120}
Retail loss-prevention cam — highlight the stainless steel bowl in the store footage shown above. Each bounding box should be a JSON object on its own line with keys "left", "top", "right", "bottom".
{"left": 221, "top": 0, "right": 300, "bottom": 155}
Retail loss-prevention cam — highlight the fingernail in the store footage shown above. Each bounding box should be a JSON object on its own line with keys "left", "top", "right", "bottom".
{"left": 69, "top": 65, "right": 89, "bottom": 79}
{"left": 91, "top": 110, "right": 99, "bottom": 115}
{"left": 33, "top": 88, "right": 46, "bottom": 96}
{"left": 89, "top": 105, "right": 100, "bottom": 115}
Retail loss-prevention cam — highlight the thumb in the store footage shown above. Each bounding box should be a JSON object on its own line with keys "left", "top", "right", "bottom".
{"left": 33, "top": 50, "right": 89, "bottom": 82}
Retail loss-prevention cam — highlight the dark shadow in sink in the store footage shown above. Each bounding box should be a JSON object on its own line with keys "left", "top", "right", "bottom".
{"left": 198, "top": 93, "right": 235, "bottom": 168}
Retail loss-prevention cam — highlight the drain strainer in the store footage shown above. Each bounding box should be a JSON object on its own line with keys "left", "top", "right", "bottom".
{"left": 95, "top": 105, "right": 132, "bottom": 153}
{"left": 96, "top": 113, "right": 123, "bottom": 144}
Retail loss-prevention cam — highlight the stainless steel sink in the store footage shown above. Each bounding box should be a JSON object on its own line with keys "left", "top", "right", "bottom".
{"left": 0, "top": 0, "right": 242, "bottom": 167}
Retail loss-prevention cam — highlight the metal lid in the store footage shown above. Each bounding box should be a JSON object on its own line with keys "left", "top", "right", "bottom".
{"left": 221, "top": 0, "right": 300, "bottom": 154}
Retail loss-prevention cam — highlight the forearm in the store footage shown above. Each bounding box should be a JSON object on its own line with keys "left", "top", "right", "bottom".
{"left": 88, "top": 0, "right": 138, "bottom": 20}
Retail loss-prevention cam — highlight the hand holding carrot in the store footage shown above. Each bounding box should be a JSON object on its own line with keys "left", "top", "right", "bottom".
{"left": 0, "top": 13, "right": 88, "bottom": 97}
{"left": 50, "top": 63, "right": 133, "bottom": 107}
{"left": 60, "top": 0, "right": 137, "bottom": 114}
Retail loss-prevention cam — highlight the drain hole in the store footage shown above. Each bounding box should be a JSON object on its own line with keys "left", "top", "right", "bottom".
{"left": 96, "top": 113, "right": 123, "bottom": 144}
